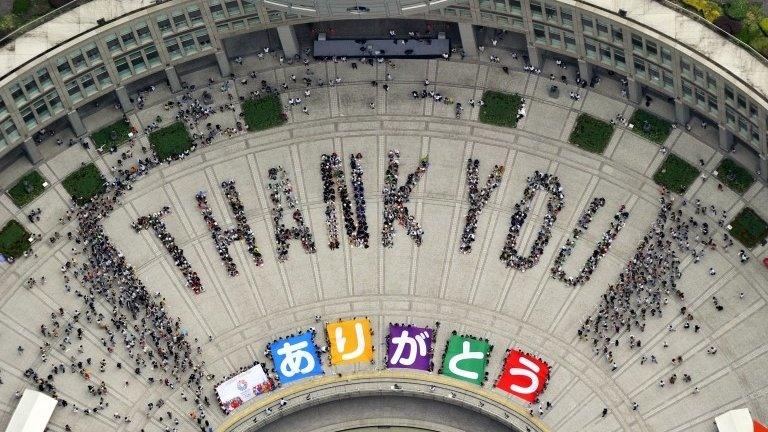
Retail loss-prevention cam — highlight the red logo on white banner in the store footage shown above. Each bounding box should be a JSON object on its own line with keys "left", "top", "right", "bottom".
{"left": 495, "top": 350, "right": 549, "bottom": 403}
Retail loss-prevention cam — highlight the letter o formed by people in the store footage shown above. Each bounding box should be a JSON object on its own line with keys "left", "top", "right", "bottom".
{"left": 495, "top": 350, "right": 550, "bottom": 403}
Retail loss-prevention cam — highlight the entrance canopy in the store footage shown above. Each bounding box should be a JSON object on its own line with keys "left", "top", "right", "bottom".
{"left": 4, "top": 390, "right": 57, "bottom": 432}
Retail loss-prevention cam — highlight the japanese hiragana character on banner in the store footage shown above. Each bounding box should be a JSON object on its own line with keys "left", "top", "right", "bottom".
{"left": 269, "top": 331, "right": 323, "bottom": 384}
{"left": 386, "top": 324, "right": 434, "bottom": 370}
{"left": 495, "top": 349, "right": 550, "bottom": 403}
{"left": 440, "top": 334, "right": 489, "bottom": 385}
{"left": 327, "top": 318, "right": 373, "bottom": 365}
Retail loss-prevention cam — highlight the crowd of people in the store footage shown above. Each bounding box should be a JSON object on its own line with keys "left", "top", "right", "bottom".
{"left": 459, "top": 159, "right": 505, "bottom": 253}
{"left": 132, "top": 206, "right": 204, "bottom": 293}
{"left": 196, "top": 180, "right": 264, "bottom": 277}
{"left": 381, "top": 150, "right": 430, "bottom": 247}
{"left": 267, "top": 166, "right": 317, "bottom": 261}
{"left": 499, "top": 170, "right": 565, "bottom": 269}
{"left": 550, "top": 198, "right": 630, "bottom": 287}
{"left": 320, "top": 153, "right": 370, "bottom": 250}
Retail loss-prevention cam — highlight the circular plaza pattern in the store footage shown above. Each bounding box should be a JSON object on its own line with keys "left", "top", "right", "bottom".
{"left": 0, "top": 3, "right": 767, "bottom": 432}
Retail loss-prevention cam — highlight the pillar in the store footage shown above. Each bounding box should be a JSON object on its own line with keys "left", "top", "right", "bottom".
{"left": 718, "top": 124, "right": 732, "bottom": 152}
{"left": 674, "top": 98, "right": 689, "bottom": 125}
{"left": 215, "top": 49, "right": 231, "bottom": 78}
{"left": 627, "top": 77, "right": 641, "bottom": 104}
{"left": 115, "top": 86, "right": 133, "bottom": 114}
{"left": 458, "top": 23, "right": 477, "bottom": 57}
{"left": 527, "top": 44, "right": 542, "bottom": 67}
{"left": 577, "top": 58, "right": 592, "bottom": 83}
{"left": 277, "top": 25, "right": 299, "bottom": 58}
{"left": 22, "top": 137, "right": 42, "bottom": 164}
{"left": 759, "top": 155, "right": 767, "bottom": 180}
{"left": 165, "top": 66, "right": 181, "bottom": 93}
{"left": 67, "top": 110, "right": 86, "bottom": 137}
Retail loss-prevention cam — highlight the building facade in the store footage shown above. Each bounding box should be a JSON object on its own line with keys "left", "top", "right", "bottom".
{"left": 0, "top": 0, "right": 766, "bottom": 179}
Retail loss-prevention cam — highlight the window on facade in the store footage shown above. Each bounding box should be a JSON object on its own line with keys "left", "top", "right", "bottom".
{"left": 95, "top": 66, "right": 112, "bottom": 87}
{"left": 614, "top": 48, "right": 625, "bottom": 69}
{"left": 115, "top": 57, "right": 132, "bottom": 78}
{"left": 648, "top": 64, "right": 660, "bottom": 82}
{"left": 600, "top": 46, "right": 611, "bottom": 64}
{"left": 56, "top": 58, "right": 73, "bottom": 78}
{"left": 682, "top": 82, "right": 693, "bottom": 101}
{"left": 660, "top": 47, "right": 671, "bottom": 65}
{"left": 36, "top": 68, "right": 52, "bottom": 90}
{"left": 726, "top": 108, "right": 736, "bottom": 125}
{"left": 749, "top": 103, "right": 757, "bottom": 119}
{"left": 634, "top": 58, "right": 646, "bottom": 75}
{"left": 66, "top": 80, "right": 82, "bottom": 102}
{"left": 180, "top": 34, "right": 197, "bottom": 54}
{"left": 226, "top": 0, "right": 241, "bottom": 16}
{"left": 560, "top": 8, "right": 572, "bottom": 27}
{"left": 70, "top": 52, "right": 86, "bottom": 71}
{"left": 530, "top": 1, "right": 543, "bottom": 19}
{"left": 596, "top": 20, "right": 608, "bottom": 38}
{"left": 662, "top": 72, "right": 673, "bottom": 89}
{"left": 752, "top": 126, "right": 760, "bottom": 143}
{"left": 157, "top": 15, "right": 173, "bottom": 35}
{"left": 121, "top": 30, "right": 137, "bottom": 49}
{"left": 130, "top": 51, "right": 147, "bottom": 74}
{"left": 611, "top": 25, "right": 623, "bottom": 42}
{"left": 188, "top": 6, "right": 203, "bottom": 25}
{"left": 136, "top": 22, "right": 152, "bottom": 42}
{"left": 23, "top": 77, "right": 39, "bottom": 98}
{"left": 645, "top": 40, "right": 657, "bottom": 56}
{"left": 173, "top": 11, "right": 189, "bottom": 30}
{"left": 680, "top": 59, "right": 691, "bottom": 76}
{"left": 564, "top": 32, "right": 576, "bottom": 52}
{"left": 0, "top": 99, "right": 6, "bottom": 118}
{"left": 706, "top": 74, "right": 716, "bottom": 91}
{"left": 549, "top": 29, "right": 561, "bottom": 46}
{"left": 545, "top": 4, "right": 557, "bottom": 21}
{"left": 165, "top": 39, "right": 182, "bottom": 60}
{"left": 725, "top": 85, "right": 734, "bottom": 101}
{"left": 21, "top": 107, "right": 36, "bottom": 128}
{"left": 2, "top": 118, "right": 20, "bottom": 140}
{"left": 585, "top": 40, "right": 597, "bottom": 59}
{"left": 80, "top": 75, "right": 96, "bottom": 96}
{"left": 145, "top": 45, "right": 161, "bottom": 66}
{"left": 84, "top": 43, "right": 101, "bottom": 63}
{"left": 581, "top": 17, "right": 594, "bottom": 34}
{"left": 695, "top": 88, "right": 706, "bottom": 106}
{"left": 693, "top": 66, "right": 704, "bottom": 82}
{"left": 209, "top": 1, "right": 225, "bottom": 20}
{"left": 738, "top": 116, "right": 747, "bottom": 133}
{"left": 106, "top": 35, "right": 121, "bottom": 53}
{"left": 33, "top": 100, "right": 50, "bottom": 122}
{"left": 737, "top": 94, "right": 746, "bottom": 109}
{"left": 631, "top": 34, "right": 643, "bottom": 53}
{"left": 708, "top": 96, "right": 718, "bottom": 113}
{"left": 10, "top": 84, "right": 25, "bottom": 103}
{"left": 533, "top": 23, "right": 546, "bottom": 42}
{"left": 195, "top": 30, "right": 211, "bottom": 48}
{"left": 47, "top": 92, "right": 63, "bottom": 113}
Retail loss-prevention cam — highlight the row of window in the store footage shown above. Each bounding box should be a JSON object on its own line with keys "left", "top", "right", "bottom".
{"left": 19, "top": 91, "right": 65, "bottom": 129}
{"left": 105, "top": 21, "right": 153, "bottom": 55}
{"left": 165, "top": 30, "right": 213, "bottom": 61}
{"left": 65, "top": 66, "right": 113, "bottom": 104}
{"left": 157, "top": 5, "right": 205, "bottom": 37}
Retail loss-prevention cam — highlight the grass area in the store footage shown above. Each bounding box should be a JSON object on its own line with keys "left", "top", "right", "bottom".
{"left": 0, "top": 220, "right": 31, "bottom": 260}
{"left": 729, "top": 207, "right": 768, "bottom": 248}
{"left": 7, "top": 170, "right": 46, "bottom": 208}
{"left": 91, "top": 119, "right": 132, "bottom": 151}
{"left": 568, "top": 114, "right": 615, "bottom": 154}
{"left": 149, "top": 122, "right": 192, "bottom": 161}
{"left": 62, "top": 163, "right": 105, "bottom": 205}
{"left": 242, "top": 94, "right": 286, "bottom": 132}
{"left": 653, "top": 154, "right": 700, "bottom": 194}
{"left": 0, "top": 0, "right": 58, "bottom": 39}
{"left": 715, "top": 158, "right": 755, "bottom": 194}
{"left": 629, "top": 109, "right": 672, "bottom": 144}
{"left": 478, "top": 90, "right": 524, "bottom": 128}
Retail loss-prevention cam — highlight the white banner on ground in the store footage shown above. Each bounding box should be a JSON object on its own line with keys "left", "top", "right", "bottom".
{"left": 216, "top": 364, "right": 273, "bottom": 413}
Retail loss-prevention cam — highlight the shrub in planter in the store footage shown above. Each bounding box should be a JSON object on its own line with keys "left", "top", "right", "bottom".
{"left": 749, "top": 36, "right": 768, "bottom": 56}
{"left": 714, "top": 15, "right": 744, "bottom": 34}
{"left": 682, "top": 0, "right": 722, "bottom": 21}
{"left": 737, "top": 22, "right": 764, "bottom": 44}
{"left": 12, "top": 0, "right": 31, "bottom": 14}
{"left": 726, "top": 0, "right": 749, "bottom": 20}
{"left": 761, "top": 17, "right": 768, "bottom": 35}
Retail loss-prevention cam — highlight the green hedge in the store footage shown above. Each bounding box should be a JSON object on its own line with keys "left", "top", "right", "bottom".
{"left": 630, "top": 109, "right": 672, "bottom": 144}
{"left": 715, "top": 158, "right": 755, "bottom": 194}
{"left": 478, "top": 90, "right": 524, "bottom": 128}
{"left": 7, "top": 170, "right": 46, "bottom": 208}
{"left": 749, "top": 36, "right": 768, "bottom": 56}
{"left": 761, "top": 17, "right": 768, "bottom": 35}
{"left": 242, "top": 94, "right": 286, "bottom": 131}
{"left": 149, "top": 122, "right": 192, "bottom": 161}
{"left": 568, "top": 114, "right": 615, "bottom": 154}
{"left": 729, "top": 207, "right": 768, "bottom": 248}
{"left": 62, "top": 163, "right": 105, "bottom": 205}
{"left": 12, "top": 0, "right": 31, "bottom": 14}
{"left": 725, "top": 0, "right": 749, "bottom": 20}
{"left": 653, "top": 154, "right": 700, "bottom": 194}
{"left": 91, "top": 120, "right": 132, "bottom": 151}
{"left": 0, "top": 220, "right": 31, "bottom": 260}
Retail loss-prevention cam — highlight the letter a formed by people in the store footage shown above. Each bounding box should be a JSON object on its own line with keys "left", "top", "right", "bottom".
{"left": 448, "top": 341, "right": 484, "bottom": 380}
{"left": 276, "top": 340, "right": 315, "bottom": 378}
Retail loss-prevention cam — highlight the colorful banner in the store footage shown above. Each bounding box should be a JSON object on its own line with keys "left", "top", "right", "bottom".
{"left": 386, "top": 324, "right": 434, "bottom": 370}
{"left": 495, "top": 349, "right": 550, "bottom": 403}
{"left": 327, "top": 318, "right": 374, "bottom": 365}
{"left": 440, "top": 335, "right": 490, "bottom": 385}
{"left": 269, "top": 331, "right": 323, "bottom": 384}
{"left": 215, "top": 364, "right": 273, "bottom": 413}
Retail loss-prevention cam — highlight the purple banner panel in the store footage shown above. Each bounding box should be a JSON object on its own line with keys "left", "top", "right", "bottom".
{"left": 386, "top": 324, "right": 434, "bottom": 370}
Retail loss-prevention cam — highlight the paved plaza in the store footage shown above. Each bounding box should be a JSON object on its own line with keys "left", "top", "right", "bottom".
{"left": 0, "top": 48, "right": 767, "bottom": 432}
